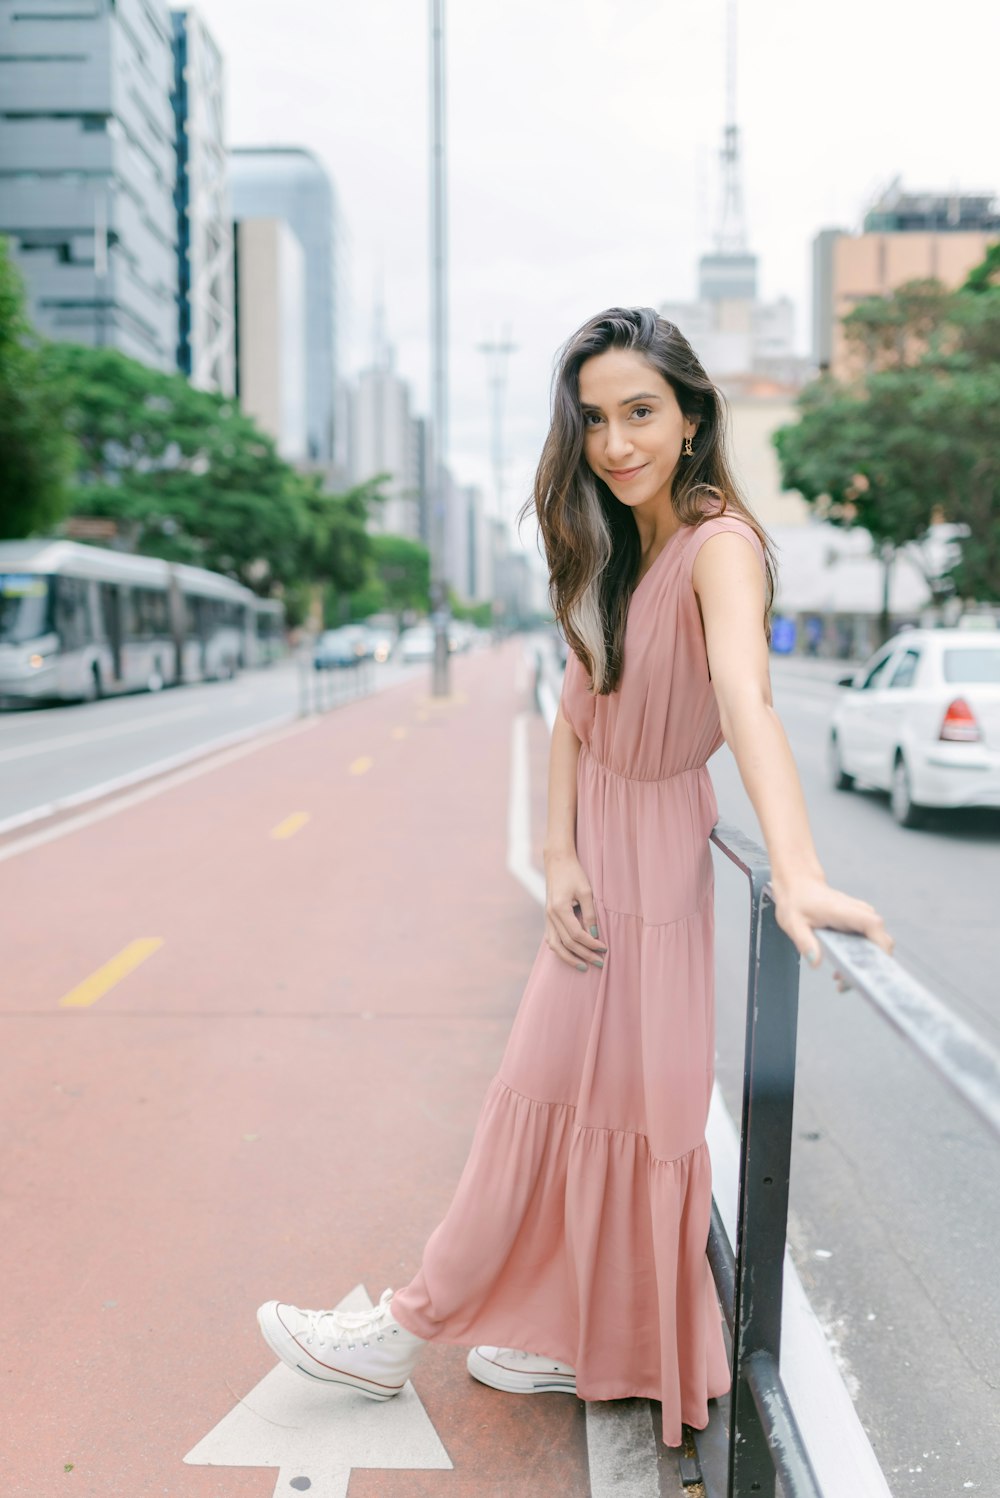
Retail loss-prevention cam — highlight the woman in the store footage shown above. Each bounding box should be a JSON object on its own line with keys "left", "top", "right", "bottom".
{"left": 257, "top": 307, "right": 893, "bottom": 1446}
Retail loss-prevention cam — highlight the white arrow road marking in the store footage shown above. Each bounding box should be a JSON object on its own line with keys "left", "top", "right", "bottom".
{"left": 184, "top": 1285, "right": 452, "bottom": 1496}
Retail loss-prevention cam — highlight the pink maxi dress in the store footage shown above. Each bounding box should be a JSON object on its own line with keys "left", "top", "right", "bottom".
{"left": 390, "top": 507, "right": 767, "bottom": 1446}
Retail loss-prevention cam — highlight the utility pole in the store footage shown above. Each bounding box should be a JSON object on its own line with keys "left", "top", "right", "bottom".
{"left": 428, "top": 0, "right": 450, "bottom": 695}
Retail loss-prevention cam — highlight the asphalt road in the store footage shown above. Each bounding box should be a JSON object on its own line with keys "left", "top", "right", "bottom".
{"left": 710, "top": 659, "right": 1000, "bottom": 1497}
{"left": 0, "top": 654, "right": 423, "bottom": 828}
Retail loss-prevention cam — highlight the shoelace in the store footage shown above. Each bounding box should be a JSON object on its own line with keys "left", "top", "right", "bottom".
{"left": 305, "top": 1288, "right": 398, "bottom": 1350}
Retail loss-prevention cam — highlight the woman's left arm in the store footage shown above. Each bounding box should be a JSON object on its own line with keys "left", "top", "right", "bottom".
{"left": 692, "top": 532, "right": 894, "bottom": 969}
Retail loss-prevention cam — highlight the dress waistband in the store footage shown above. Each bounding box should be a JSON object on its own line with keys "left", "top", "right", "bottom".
{"left": 579, "top": 744, "right": 706, "bottom": 785}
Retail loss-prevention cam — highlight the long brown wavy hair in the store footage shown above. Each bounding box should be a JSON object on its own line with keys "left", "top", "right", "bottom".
{"left": 520, "top": 307, "right": 776, "bottom": 695}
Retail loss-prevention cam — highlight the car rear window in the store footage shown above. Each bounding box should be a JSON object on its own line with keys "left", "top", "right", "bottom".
{"left": 942, "top": 647, "right": 1000, "bottom": 684}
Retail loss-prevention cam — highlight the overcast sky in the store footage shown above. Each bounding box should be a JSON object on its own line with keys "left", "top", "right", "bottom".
{"left": 196, "top": 0, "right": 998, "bottom": 541}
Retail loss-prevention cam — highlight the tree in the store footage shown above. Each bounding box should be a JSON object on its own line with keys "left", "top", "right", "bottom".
{"left": 38, "top": 341, "right": 320, "bottom": 592}
{"left": 0, "top": 237, "right": 76, "bottom": 537}
{"left": 774, "top": 251, "right": 1000, "bottom": 614}
{"left": 344, "top": 532, "right": 430, "bottom": 626}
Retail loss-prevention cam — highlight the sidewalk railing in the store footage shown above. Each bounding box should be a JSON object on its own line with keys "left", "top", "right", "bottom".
{"left": 530, "top": 633, "right": 1000, "bottom": 1498}
{"left": 296, "top": 649, "right": 375, "bottom": 717}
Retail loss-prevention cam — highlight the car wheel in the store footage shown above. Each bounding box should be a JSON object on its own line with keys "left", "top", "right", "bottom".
{"left": 827, "top": 732, "right": 854, "bottom": 791}
{"left": 890, "top": 755, "right": 925, "bottom": 828}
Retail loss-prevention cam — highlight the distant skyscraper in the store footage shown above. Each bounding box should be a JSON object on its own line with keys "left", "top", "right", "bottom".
{"left": 347, "top": 342, "right": 422, "bottom": 541}
{"left": 172, "top": 9, "right": 235, "bottom": 395}
{"left": 0, "top": 0, "right": 179, "bottom": 367}
{"left": 228, "top": 147, "right": 343, "bottom": 468}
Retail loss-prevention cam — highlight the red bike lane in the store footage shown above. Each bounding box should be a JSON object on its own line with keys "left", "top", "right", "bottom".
{"left": 0, "top": 641, "right": 594, "bottom": 1498}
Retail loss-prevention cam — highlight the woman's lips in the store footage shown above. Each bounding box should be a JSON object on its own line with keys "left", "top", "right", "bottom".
{"left": 607, "top": 465, "right": 645, "bottom": 481}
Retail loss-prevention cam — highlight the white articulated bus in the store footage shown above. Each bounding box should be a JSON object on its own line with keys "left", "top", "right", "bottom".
{"left": 0, "top": 539, "right": 281, "bottom": 705}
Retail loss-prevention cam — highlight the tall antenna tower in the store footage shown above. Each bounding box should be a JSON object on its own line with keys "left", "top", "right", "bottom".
{"left": 698, "top": 0, "right": 756, "bottom": 306}
{"left": 716, "top": 0, "right": 747, "bottom": 254}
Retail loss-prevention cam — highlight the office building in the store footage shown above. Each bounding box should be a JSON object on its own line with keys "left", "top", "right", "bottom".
{"left": 172, "top": 8, "right": 235, "bottom": 394}
{"left": 813, "top": 179, "right": 1000, "bottom": 377}
{"left": 0, "top": 0, "right": 179, "bottom": 368}
{"left": 347, "top": 346, "right": 423, "bottom": 541}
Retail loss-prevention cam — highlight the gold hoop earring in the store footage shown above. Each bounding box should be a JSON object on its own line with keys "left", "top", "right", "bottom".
{"left": 683, "top": 434, "right": 694, "bottom": 457}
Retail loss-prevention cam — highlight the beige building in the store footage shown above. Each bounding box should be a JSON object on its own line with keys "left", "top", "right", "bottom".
{"left": 818, "top": 230, "right": 996, "bottom": 380}
{"left": 814, "top": 186, "right": 999, "bottom": 380}
{"left": 234, "top": 217, "right": 307, "bottom": 462}
{"left": 721, "top": 387, "right": 810, "bottom": 529}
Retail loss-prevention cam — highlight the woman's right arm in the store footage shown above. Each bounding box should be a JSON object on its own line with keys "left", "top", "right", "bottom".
{"left": 542, "top": 705, "right": 608, "bottom": 972}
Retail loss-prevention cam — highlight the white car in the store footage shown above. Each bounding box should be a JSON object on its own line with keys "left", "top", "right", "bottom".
{"left": 828, "top": 627, "right": 1000, "bottom": 826}
{"left": 399, "top": 625, "right": 437, "bottom": 663}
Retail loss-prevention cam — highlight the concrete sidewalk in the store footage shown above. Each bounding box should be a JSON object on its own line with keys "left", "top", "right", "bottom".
{"left": 2, "top": 638, "right": 690, "bottom": 1498}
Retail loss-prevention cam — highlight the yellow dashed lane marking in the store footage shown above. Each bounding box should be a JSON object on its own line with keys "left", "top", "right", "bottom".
{"left": 271, "top": 812, "right": 310, "bottom": 840}
{"left": 59, "top": 938, "right": 163, "bottom": 1009}
{"left": 349, "top": 756, "right": 374, "bottom": 775}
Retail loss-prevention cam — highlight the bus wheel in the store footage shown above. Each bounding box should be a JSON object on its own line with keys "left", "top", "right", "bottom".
{"left": 82, "top": 663, "right": 103, "bottom": 702}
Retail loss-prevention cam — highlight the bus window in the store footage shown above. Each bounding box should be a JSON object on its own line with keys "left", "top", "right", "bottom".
{"left": 54, "top": 575, "right": 90, "bottom": 650}
{"left": 0, "top": 574, "right": 52, "bottom": 643}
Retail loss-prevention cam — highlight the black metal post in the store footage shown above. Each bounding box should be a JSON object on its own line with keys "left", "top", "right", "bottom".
{"left": 728, "top": 890, "right": 806, "bottom": 1498}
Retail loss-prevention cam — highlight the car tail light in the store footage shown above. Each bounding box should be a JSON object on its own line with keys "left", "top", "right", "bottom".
{"left": 940, "top": 697, "right": 980, "bottom": 742}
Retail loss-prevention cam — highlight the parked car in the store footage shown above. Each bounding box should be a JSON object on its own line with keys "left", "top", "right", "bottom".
{"left": 360, "top": 624, "right": 396, "bottom": 663}
{"left": 313, "top": 626, "right": 368, "bottom": 670}
{"left": 827, "top": 627, "right": 1000, "bottom": 826}
{"left": 398, "top": 625, "right": 437, "bottom": 663}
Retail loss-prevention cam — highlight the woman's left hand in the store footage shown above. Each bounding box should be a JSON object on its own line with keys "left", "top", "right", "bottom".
{"left": 771, "top": 874, "right": 894, "bottom": 993}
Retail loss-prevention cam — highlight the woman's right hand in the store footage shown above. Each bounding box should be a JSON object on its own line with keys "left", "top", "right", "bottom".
{"left": 543, "top": 850, "right": 608, "bottom": 972}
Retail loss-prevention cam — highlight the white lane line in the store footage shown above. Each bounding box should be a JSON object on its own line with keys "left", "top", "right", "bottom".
{"left": 706, "top": 1093, "right": 893, "bottom": 1498}
{"left": 0, "top": 702, "right": 209, "bottom": 764}
{"left": 507, "top": 713, "right": 546, "bottom": 906}
{"left": 185, "top": 1284, "right": 451, "bottom": 1496}
{"left": 0, "top": 714, "right": 315, "bottom": 862}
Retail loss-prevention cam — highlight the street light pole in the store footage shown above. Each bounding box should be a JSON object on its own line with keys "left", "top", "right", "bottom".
{"left": 429, "top": 0, "right": 450, "bottom": 695}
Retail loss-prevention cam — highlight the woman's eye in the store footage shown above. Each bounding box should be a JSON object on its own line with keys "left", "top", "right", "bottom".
{"left": 631, "top": 406, "right": 652, "bottom": 419}
{"left": 583, "top": 411, "right": 602, "bottom": 427}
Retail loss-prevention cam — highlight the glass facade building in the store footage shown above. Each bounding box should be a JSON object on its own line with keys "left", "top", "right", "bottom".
{"left": 228, "top": 146, "right": 343, "bottom": 467}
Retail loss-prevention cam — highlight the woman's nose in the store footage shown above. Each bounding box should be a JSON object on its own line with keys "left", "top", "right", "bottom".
{"left": 604, "top": 423, "right": 633, "bottom": 461}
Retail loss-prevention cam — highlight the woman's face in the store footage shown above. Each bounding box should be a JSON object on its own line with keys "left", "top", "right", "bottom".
{"left": 578, "top": 347, "right": 697, "bottom": 515}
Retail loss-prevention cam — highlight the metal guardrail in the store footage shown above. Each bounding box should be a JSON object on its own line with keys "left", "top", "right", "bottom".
{"left": 296, "top": 651, "right": 375, "bottom": 716}
{"left": 529, "top": 633, "right": 1000, "bottom": 1498}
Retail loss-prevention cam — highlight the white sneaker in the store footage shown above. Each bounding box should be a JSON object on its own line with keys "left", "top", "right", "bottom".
{"left": 467, "top": 1345, "right": 577, "bottom": 1394}
{"left": 257, "top": 1288, "right": 426, "bottom": 1400}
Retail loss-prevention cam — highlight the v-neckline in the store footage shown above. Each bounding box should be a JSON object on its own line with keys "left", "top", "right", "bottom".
{"left": 632, "top": 523, "right": 688, "bottom": 596}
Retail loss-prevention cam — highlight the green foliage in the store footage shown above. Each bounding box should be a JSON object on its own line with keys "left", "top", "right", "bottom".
{"left": 447, "top": 591, "right": 493, "bottom": 628}
{"left": 0, "top": 237, "right": 76, "bottom": 537}
{"left": 774, "top": 244, "right": 1000, "bottom": 603}
{"left": 345, "top": 532, "right": 430, "bottom": 622}
{"left": 962, "top": 240, "right": 1000, "bottom": 295}
{"left": 39, "top": 341, "right": 315, "bottom": 591}
{"left": 28, "top": 341, "right": 388, "bottom": 603}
